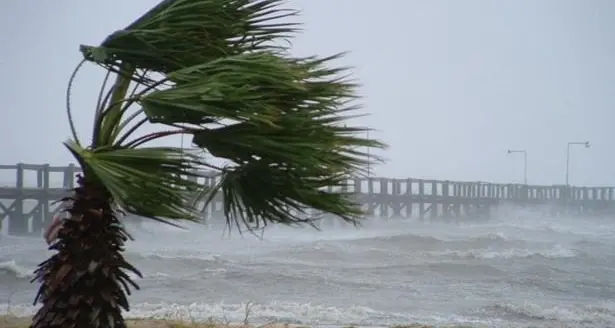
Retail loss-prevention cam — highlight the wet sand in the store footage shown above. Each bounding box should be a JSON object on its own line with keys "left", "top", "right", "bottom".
{"left": 0, "top": 315, "right": 451, "bottom": 328}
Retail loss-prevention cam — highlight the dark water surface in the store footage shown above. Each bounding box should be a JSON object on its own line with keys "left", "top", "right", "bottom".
{"left": 2, "top": 212, "right": 614, "bottom": 327}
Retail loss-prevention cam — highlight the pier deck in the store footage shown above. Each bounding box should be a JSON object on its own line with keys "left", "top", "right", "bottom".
{"left": 1, "top": 163, "right": 614, "bottom": 236}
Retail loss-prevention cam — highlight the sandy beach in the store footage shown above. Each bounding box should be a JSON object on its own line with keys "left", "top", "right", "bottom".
{"left": 0, "top": 315, "right": 444, "bottom": 328}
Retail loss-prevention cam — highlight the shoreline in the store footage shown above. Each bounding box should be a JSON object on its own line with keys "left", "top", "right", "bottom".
{"left": 0, "top": 315, "right": 468, "bottom": 328}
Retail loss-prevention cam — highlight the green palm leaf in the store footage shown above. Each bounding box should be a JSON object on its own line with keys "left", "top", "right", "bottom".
{"left": 139, "top": 52, "right": 354, "bottom": 125}
{"left": 133, "top": 49, "right": 385, "bottom": 227}
{"left": 81, "top": 0, "right": 298, "bottom": 74}
{"left": 207, "top": 160, "right": 362, "bottom": 232}
{"left": 64, "top": 140, "right": 206, "bottom": 225}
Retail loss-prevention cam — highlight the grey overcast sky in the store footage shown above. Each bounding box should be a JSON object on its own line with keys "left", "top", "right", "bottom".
{"left": 1, "top": 0, "right": 614, "bottom": 186}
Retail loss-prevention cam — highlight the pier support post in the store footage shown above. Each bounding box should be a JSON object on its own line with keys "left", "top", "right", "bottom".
{"left": 8, "top": 163, "right": 27, "bottom": 235}
{"left": 430, "top": 181, "right": 438, "bottom": 219}
{"left": 442, "top": 181, "right": 450, "bottom": 218}
{"left": 418, "top": 180, "right": 425, "bottom": 220}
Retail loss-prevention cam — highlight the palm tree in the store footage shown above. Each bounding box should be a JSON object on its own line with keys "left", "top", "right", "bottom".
{"left": 29, "top": 0, "right": 385, "bottom": 327}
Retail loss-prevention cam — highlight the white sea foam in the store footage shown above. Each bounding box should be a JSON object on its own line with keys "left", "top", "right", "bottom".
{"left": 2, "top": 213, "right": 615, "bottom": 327}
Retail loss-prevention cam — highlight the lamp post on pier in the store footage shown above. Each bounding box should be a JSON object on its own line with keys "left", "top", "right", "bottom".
{"left": 565, "top": 141, "right": 590, "bottom": 186}
{"left": 507, "top": 149, "right": 527, "bottom": 184}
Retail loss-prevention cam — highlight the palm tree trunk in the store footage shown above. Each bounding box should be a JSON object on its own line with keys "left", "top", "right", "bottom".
{"left": 30, "top": 175, "right": 141, "bottom": 328}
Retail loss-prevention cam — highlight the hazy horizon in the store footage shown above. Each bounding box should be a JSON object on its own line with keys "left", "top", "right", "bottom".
{"left": 1, "top": 0, "right": 614, "bottom": 187}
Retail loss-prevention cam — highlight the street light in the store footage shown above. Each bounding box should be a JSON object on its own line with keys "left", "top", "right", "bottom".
{"left": 565, "top": 141, "right": 590, "bottom": 185}
{"left": 507, "top": 149, "right": 527, "bottom": 184}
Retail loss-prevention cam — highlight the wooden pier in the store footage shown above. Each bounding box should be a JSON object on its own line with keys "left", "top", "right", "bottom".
{"left": 1, "top": 163, "right": 614, "bottom": 236}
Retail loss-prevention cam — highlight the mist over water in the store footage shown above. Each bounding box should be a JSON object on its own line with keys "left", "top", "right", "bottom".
{"left": 2, "top": 211, "right": 615, "bottom": 328}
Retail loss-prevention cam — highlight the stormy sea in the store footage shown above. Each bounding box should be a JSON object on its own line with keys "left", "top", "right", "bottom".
{"left": 1, "top": 210, "right": 614, "bottom": 328}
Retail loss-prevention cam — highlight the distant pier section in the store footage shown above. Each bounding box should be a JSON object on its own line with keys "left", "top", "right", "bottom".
{"left": 1, "top": 163, "right": 614, "bottom": 236}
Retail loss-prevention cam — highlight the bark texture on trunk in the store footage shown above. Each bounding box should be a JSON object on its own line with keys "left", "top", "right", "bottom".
{"left": 30, "top": 175, "right": 141, "bottom": 328}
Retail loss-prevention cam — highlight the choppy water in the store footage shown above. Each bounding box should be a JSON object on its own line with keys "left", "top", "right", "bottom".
{"left": 1, "top": 210, "right": 615, "bottom": 328}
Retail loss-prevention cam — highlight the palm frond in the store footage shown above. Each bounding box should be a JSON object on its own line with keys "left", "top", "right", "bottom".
{"left": 66, "top": 0, "right": 387, "bottom": 230}
{"left": 207, "top": 160, "right": 363, "bottom": 232}
{"left": 193, "top": 118, "right": 381, "bottom": 167}
{"left": 64, "top": 140, "right": 207, "bottom": 225}
{"left": 138, "top": 52, "right": 352, "bottom": 125}
{"left": 133, "top": 45, "right": 386, "bottom": 230}
{"left": 82, "top": 0, "right": 301, "bottom": 147}
{"left": 194, "top": 119, "right": 384, "bottom": 230}
{"left": 80, "top": 0, "right": 299, "bottom": 74}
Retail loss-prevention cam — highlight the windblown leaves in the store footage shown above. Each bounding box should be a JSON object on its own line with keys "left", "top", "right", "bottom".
{"left": 69, "top": 0, "right": 386, "bottom": 229}
{"left": 205, "top": 160, "right": 364, "bottom": 231}
{"left": 190, "top": 119, "right": 379, "bottom": 168}
{"left": 80, "top": 0, "right": 299, "bottom": 74}
{"left": 64, "top": 140, "right": 207, "bottom": 224}
{"left": 134, "top": 48, "right": 385, "bottom": 228}
{"left": 139, "top": 52, "right": 355, "bottom": 125}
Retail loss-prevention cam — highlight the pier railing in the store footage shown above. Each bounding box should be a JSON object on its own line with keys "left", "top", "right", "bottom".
{"left": 1, "top": 163, "right": 614, "bottom": 235}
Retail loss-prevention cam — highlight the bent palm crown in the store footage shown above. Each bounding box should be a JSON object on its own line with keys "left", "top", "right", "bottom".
{"left": 29, "top": 1, "right": 386, "bottom": 328}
